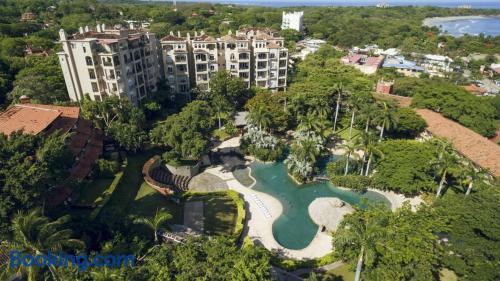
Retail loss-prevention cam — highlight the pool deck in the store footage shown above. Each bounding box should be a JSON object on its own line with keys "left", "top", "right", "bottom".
{"left": 201, "top": 137, "right": 423, "bottom": 259}
{"left": 205, "top": 165, "right": 333, "bottom": 260}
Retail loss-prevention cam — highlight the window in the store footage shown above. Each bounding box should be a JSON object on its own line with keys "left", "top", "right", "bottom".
{"left": 85, "top": 56, "right": 93, "bottom": 66}
{"left": 167, "top": 66, "right": 173, "bottom": 74}
{"left": 239, "top": 62, "right": 249, "bottom": 70}
{"left": 209, "top": 55, "right": 215, "bottom": 61}
{"left": 239, "top": 53, "right": 249, "bottom": 60}
{"left": 180, "top": 84, "right": 187, "bottom": 92}
{"left": 177, "top": 65, "right": 186, "bottom": 72}
{"left": 210, "top": 65, "right": 215, "bottom": 71}
{"left": 83, "top": 46, "right": 86, "bottom": 53}
{"left": 196, "top": 64, "right": 207, "bottom": 72}
{"left": 230, "top": 54, "right": 235, "bottom": 61}
{"left": 91, "top": 82, "right": 98, "bottom": 92}
{"left": 88, "top": 69, "right": 96, "bottom": 79}
{"left": 109, "top": 70, "right": 115, "bottom": 79}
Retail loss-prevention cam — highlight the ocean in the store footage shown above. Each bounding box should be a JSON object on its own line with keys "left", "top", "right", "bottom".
{"left": 177, "top": 1, "right": 500, "bottom": 9}
{"left": 425, "top": 16, "right": 500, "bottom": 36}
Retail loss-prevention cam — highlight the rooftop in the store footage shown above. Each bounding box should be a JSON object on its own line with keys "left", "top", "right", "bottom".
{"left": 0, "top": 104, "right": 80, "bottom": 136}
{"left": 383, "top": 56, "right": 424, "bottom": 71}
{"left": 415, "top": 109, "right": 500, "bottom": 178}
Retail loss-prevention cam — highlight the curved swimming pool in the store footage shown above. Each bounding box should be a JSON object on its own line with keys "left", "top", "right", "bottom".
{"left": 249, "top": 161, "right": 390, "bottom": 250}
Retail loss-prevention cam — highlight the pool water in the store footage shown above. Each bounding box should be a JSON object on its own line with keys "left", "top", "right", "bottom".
{"left": 249, "top": 162, "right": 390, "bottom": 250}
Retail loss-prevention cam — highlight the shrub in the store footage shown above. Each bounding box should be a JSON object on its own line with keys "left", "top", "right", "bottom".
{"left": 330, "top": 175, "right": 371, "bottom": 193}
{"left": 241, "top": 140, "right": 286, "bottom": 162}
{"left": 95, "top": 159, "right": 120, "bottom": 178}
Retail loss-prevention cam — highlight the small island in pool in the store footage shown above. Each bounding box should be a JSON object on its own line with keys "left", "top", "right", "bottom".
{"left": 249, "top": 162, "right": 390, "bottom": 250}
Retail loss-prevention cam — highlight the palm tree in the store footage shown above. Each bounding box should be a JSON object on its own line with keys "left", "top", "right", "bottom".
{"left": 91, "top": 267, "right": 119, "bottom": 281}
{"left": 247, "top": 105, "right": 272, "bottom": 132}
{"left": 340, "top": 140, "right": 358, "bottom": 175}
{"left": 133, "top": 208, "right": 173, "bottom": 243}
{"left": 298, "top": 113, "right": 330, "bottom": 137}
{"left": 432, "top": 150, "right": 460, "bottom": 197}
{"left": 358, "top": 103, "right": 379, "bottom": 133}
{"left": 346, "top": 92, "right": 367, "bottom": 140}
{"left": 11, "top": 209, "right": 85, "bottom": 281}
{"left": 333, "top": 208, "right": 388, "bottom": 281}
{"left": 374, "top": 102, "right": 397, "bottom": 141}
{"left": 332, "top": 83, "right": 347, "bottom": 134}
{"left": 460, "top": 163, "right": 488, "bottom": 196}
{"left": 355, "top": 131, "right": 378, "bottom": 176}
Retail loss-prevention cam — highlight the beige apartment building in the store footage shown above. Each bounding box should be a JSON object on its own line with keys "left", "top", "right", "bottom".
{"left": 57, "top": 24, "right": 161, "bottom": 105}
{"left": 58, "top": 26, "right": 288, "bottom": 104}
{"left": 160, "top": 28, "right": 288, "bottom": 94}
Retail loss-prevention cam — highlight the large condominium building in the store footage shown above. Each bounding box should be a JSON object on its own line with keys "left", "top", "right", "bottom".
{"left": 57, "top": 24, "right": 161, "bottom": 105}
{"left": 281, "top": 11, "right": 304, "bottom": 32}
{"left": 160, "top": 28, "right": 288, "bottom": 94}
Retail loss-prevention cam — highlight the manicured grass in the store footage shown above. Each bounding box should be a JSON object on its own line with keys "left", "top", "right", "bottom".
{"left": 132, "top": 182, "right": 183, "bottom": 224}
{"left": 323, "top": 264, "right": 355, "bottom": 281}
{"left": 73, "top": 177, "right": 114, "bottom": 206}
{"left": 337, "top": 127, "right": 361, "bottom": 140}
{"left": 187, "top": 193, "right": 238, "bottom": 236}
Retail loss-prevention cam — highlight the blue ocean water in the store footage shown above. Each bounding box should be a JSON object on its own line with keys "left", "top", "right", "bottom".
{"left": 429, "top": 16, "right": 500, "bottom": 36}
{"left": 179, "top": 0, "right": 500, "bottom": 9}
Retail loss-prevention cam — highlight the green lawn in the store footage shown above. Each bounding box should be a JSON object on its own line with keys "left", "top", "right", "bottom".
{"left": 73, "top": 177, "right": 115, "bottom": 206}
{"left": 323, "top": 264, "right": 355, "bottom": 281}
{"left": 193, "top": 194, "right": 238, "bottom": 236}
{"left": 132, "top": 182, "right": 183, "bottom": 224}
{"left": 336, "top": 127, "right": 361, "bottom": 141}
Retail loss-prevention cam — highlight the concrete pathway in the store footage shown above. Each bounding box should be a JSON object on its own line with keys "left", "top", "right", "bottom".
{"left": 188, "top": 172, "right": 228, "bottom": 192}
{"left": 205, "top": 165, "right": 333, "bottom": 260}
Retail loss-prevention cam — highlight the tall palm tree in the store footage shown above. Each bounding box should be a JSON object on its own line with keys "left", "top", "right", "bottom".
{"left": 11, "top": 209, "right": 85, "bottom": 281}
{"left": 340, "top": 140, "right": 358, "bottom": 175}
{"left": 374, "top": 102, "right": 397, "bottom": 141}
{"left": 247, "top": 105, "right": 272, "bottom": 132}
{"left": 346, "top": 92, "right": 367, "bottom": 140}
{"left": 133, "top": 208, "right": 173, "bottom": 243}
{"left": 358, "top": 103, "right": 379, "bottom": 133}
{"left": 432, "top": 150, "right": 460, "bottom": 197}
{"left": 333, "top": 208, "right": 388, "bottom": 281}
{"left": 332, "top": 83, "right": 347, "bottom": 134}
{"left": 355, "top": 131, "right": 378, "bottom": 176}
{"left": 298, "top": 113, "right": 330, "bottom": 137}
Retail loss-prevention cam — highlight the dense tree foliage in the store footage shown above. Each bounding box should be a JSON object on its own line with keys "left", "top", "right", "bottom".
{"left": 0, "top": 132, "right": 73, "bottom": 238}
{"left": 334, "top": 204, "right": 445, "bottom": 281}
{"left": 387, "top": 108, "right": 427, "bottom": 138}
{"left": 150, "top": 100, "right": 215, "bottom": 159}
{"left": 81, "top": 96, "right": 146, "bottom": 152}
{"left": 434, "top": 187, "right": 500, "bottom": 281}
{"left": 371, "top": 139, "right": 438, "bottom": 195}
{"left": 398, "top": 78, "right": 498, "bottom": 137}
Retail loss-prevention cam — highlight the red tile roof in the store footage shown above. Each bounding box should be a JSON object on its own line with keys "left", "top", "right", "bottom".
{"left": 0, "top": 103, "right": 80, "bottom": 136}
{"left": 415, "top": 109, "right": 500, "bottom": 177}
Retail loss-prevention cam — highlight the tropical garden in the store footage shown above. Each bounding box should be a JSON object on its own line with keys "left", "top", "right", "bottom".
{"left": 0, "top": 0, "right": 499, "bottom": 280}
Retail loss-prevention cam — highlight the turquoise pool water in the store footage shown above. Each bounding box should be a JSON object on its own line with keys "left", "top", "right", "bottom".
{"left": 249, "top": 162, "right": 390, "bottom": 250}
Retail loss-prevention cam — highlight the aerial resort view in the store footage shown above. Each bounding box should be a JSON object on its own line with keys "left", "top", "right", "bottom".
{"left": 0, "top": 0, "right": 499, "bottom": 280}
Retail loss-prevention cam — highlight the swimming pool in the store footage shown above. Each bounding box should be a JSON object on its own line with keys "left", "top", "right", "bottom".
{"left": 249, "top": 161, "right": 390, "bottom": 250}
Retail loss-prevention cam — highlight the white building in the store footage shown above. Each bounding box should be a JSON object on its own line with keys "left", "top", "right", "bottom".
{"left": 57, "top": 24, "right": 161, "bottom": 105}
{"left": 421, "top": 54, "right": 454, "bottom": 75}
{"left": 281, "top": 11, "right": 304, "bottom": 32}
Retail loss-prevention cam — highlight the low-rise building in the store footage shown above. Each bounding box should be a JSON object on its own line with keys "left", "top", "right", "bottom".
{"left": 293, "top": 38, "right": 326, "bottom": 60}
{"left": 376, "top": 80, "right": 394, "bottom": 94}
{"left": 57, "top": 24, "right": 162, "bottom": 105}
{"left": 341, "top": 54, "right": 384, "bottom": 75}
{"left": 382, "top": 56, "right": 424, "bottom": 77}
{"left": 415, "top": 54, "right": 454, "bottom": 77}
